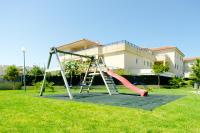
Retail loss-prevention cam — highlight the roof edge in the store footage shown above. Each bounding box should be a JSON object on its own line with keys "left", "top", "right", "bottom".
{"left": 150, "top": 46, "right": 185, "bottom": 56}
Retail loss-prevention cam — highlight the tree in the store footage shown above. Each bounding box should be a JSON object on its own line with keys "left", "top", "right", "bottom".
{"left": 190, "top": 59, "right": 200, "bottom": 82}
{"left": 3, "top": 65, "right": 20, "bottom": 89}
{"left": 152, "top": 62, "right": 169, "bottom": 87}
{"left": 28, "top": 65, "right": 44, "bottom": 84}
{"left": 63, "top": 60, "right": 80, "bottom": 85}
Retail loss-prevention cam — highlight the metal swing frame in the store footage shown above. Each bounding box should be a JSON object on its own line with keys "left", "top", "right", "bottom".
{"left": 39, "top": 47, "right": 94, "bottom": 99}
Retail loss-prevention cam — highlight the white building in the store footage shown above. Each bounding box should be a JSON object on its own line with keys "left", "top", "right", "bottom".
{"left": 57, "top": 39, "right": 195, "bottom": 78}
{"left": 183, "top": 57, "right": 200, "bottom": 78}
{"left": 150, "top": 46, "right": 184, "bottom": 77}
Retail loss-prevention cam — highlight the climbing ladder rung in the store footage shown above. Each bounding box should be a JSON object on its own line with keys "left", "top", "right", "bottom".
{"left": 86, "top": 76, "right": 92, "bottom": 79}
{"left": 106, "top": 82, "right": 114, "bottom": 84}
{"left": 88, "top": 73, "right": 100, "bottom": 76}
{"left": 105, "top": 79, "right": 113, "bottom": 81}
{"left": 85, "top": 81, "right": 92, "bottom": 83}
{"left": 81, "top": 89, "right": 89, "bottom": 91}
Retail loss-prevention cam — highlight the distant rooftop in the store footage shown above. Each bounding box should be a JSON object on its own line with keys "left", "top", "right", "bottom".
{"left": 57, "top": 38, "right": 101, "bottom": 51}
{"left": 150, "top": 46, "right": 184, "bottom": 56}
{"left": 184, "top": 57, "right": 200, "bottom": 61}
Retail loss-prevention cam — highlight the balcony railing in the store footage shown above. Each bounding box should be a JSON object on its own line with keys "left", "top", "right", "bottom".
{"left": 106, "top": 40, "right": 153, "bottom": 54}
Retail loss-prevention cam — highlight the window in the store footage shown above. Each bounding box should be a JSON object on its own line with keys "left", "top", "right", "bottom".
{"left": 144, "top": 61, "right": 145, "bottom": 65}
{"left": 136, "top": 58, "right": 138, "bottom": 64}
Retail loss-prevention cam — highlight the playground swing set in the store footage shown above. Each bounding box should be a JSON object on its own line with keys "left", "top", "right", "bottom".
{"left": 39, "top": 47, "right": 148, "bottom": 99}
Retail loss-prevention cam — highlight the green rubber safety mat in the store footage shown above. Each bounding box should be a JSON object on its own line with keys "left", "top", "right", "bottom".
{"left": 41, "top": 93, "right": 184, "bottom": 110}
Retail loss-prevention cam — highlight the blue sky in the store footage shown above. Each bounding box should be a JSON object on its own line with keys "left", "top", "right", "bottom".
{"left": 0, "top": 0, "right": 200, "bottom": 67}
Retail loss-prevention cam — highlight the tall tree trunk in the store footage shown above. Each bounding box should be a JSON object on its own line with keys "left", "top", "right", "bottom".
{"left": 13, "top": 81, "right": 15, "bottom": 90}
{"left": 34, "top": 75, "right": 37, "bottom": 84}
{"left": 158, "top": 75, "right": 160, "bottom": 88}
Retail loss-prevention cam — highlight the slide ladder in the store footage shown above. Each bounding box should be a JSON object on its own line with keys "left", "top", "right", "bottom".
{"left": 96, "top": 57, "right": 118, "bottom": 95}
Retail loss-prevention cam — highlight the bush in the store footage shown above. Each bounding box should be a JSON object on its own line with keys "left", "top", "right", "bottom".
{"left": 184, "top": 79, "right": 194, "bottom": 86}
{"left": 33, "top": 81, "right": 55, "bottom": 92}
{"left": 169, "top": 77, "right": 184, "bottom": 88}
{"left": 0, "top": 82, "right": 22, "bottom": 90}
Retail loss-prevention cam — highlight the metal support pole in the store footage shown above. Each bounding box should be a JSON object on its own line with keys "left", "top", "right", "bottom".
{"left": 39, "top": 53, "right": 52, "bottom": 96}
{"left": 23, "top": 50, "right": 26, "bottom": 92}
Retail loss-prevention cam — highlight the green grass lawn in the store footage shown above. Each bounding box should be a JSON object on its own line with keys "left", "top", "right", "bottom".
{"left": 0, "top": 85, "right": 200, "bottom": 133}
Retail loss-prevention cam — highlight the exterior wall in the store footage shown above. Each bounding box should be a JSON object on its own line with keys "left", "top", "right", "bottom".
{"left": 124, "top": 50, "right": 155, "bottom": 75}
{"left": 104, "top": 52, "right": 125, "bottom": 69}
{"left": 102, "top": 43, "right": 155, "bottom": 75}
{"left": 102, "top": 43, "right": 126, "bottom": 69}
{"left": 174, "top": 51, "right": 184, "bottom": 77}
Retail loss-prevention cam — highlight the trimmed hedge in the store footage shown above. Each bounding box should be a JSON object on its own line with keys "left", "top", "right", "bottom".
{"left": 0, "top": 82, "right": 22, "bottom": 90}
{"left": 25, "top": 75, "right": 171, "bottom": 86}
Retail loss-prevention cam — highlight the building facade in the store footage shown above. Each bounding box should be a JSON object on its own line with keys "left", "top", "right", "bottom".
{"left": 57, "top": 39, "right": 195, "bottom": 78}
{"left": 183, "top": 57, "right": 200, "bottom": 78}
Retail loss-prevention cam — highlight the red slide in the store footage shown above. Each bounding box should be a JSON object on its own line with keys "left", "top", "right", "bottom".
{"left": 106, "top": 70, "right": 148, "bottom": 96}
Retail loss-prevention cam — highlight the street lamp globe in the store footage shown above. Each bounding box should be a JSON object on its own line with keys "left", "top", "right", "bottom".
{"left": 21, "top": 47, "right": 26, "bottom": 53}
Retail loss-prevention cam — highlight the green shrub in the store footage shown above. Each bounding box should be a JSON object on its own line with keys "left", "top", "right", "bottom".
{"left": 0, "top": 82, "right": 22, "bottom": 90}
{"left": 169, "top": 77, "right": 185, "bottom": 88}
{"left": 184, "top": 79, "right": 194, "bottom": 86}
{"left": 33, "top": 81, "right": 55, "bottom": 92}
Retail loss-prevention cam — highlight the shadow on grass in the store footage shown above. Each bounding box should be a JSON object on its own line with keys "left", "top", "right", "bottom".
{"left": 41, "top": 92, "right": 184, "bottom": 111}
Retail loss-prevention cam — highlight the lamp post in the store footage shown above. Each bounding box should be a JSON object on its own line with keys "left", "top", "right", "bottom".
{"left": 21, "top": 47, "right": 26, "bottom": 92}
